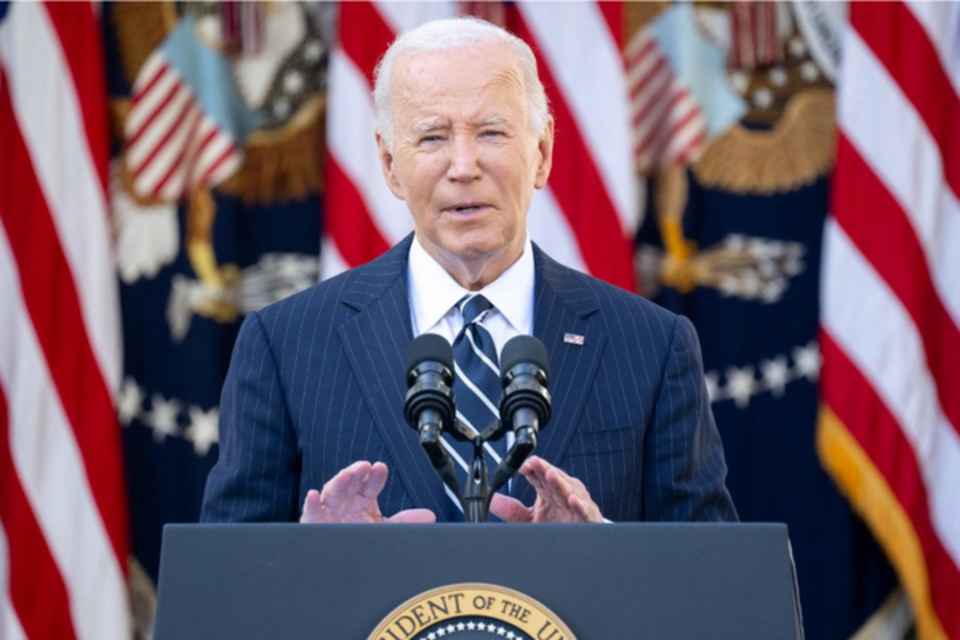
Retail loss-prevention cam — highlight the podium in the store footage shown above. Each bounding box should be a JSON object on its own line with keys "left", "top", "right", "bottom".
{"left": 155, "top": 522, "right": 803, "bottom": 639}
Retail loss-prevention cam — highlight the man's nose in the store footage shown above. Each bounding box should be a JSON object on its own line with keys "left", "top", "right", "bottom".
{"left": 446, "top": 136, "right": 482, "bottom": 182}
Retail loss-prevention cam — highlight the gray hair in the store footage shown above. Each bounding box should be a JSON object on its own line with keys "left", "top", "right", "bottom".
{"left": 373, "top": 16, "right": 550, "bottom": 147}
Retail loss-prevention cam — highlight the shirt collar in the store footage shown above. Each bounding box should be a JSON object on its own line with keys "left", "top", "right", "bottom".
{"left": 408, "top": 234, "right": 534, "bottom": 335}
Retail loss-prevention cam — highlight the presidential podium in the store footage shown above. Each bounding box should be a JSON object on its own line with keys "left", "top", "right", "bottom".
{"left": 155, "top": 522, "right": 803, "bottom": 639}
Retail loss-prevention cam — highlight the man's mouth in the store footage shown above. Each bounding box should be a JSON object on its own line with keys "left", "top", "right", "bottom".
{"left": 447, "top": 203, "right": 486, "bottom": 214}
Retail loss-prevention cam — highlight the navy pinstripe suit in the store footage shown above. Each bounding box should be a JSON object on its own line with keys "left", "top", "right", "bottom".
{"left": 201, "top": 235, "right": 737, "bottom": 523}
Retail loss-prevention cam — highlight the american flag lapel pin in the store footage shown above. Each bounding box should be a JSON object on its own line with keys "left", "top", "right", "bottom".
{"left": 563, "top": 333, "right": 585, "bottom": 346}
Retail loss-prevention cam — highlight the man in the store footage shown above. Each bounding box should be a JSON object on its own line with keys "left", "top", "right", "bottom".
{"left": 201, "top": 17, "right": 736, "bottom": 525}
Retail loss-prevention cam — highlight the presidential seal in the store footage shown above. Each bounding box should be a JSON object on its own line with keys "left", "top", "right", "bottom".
{"left": 369, "top": 583, "right": 576, "bottom": 640}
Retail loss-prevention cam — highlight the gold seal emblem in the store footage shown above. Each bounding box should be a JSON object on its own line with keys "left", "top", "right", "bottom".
{"left": 369, "top": 583, "right": 576, "bottom": 640}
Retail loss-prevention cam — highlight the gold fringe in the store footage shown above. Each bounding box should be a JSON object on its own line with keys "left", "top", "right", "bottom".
{"left": 692, "top": 88, "right": 836, "bottom": 195}
{"left": 110, "top": 2, "right": 177, "bottom": 85}
{"left": 218, "top": 94, "right": 327, "bottom": 205}
{"left": 128, "top": 558, "right": 157, "bottom": 640}
{"left": 817, "top": 406, "right": 947, "bottom": 640}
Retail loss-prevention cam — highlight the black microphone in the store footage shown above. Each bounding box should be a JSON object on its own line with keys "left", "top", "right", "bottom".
{"left": 404, "top": 334, "right": 460, "bottom": 495}
{"left": 490, "top": 335, "right": 551, "bottom": 492}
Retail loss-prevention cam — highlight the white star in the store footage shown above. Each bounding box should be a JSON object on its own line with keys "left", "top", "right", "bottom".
{"left": 728, "top": 70, "right": 750, "bottom": 95}
{"left": 768, "top": 67, "right": 787, "bottom": 87}
{"left": 302, "top": 39, "right": 323, "bottom": 64}
{"left": 752, "top": 87, "right": 774, "bottom": 109}
{"left": 506, "top": 632, "right": 517, "bottom": 639}
{"left": 283, "top": 69, "right": 303, "bottom": 94}
{"left": 760, "top": 356, "right": 791, "bottom": 397}
{"left": 272, "top": 97, "right": 291, "bottom": 119}
{"left": 446, "top": 624, "right": 456, "bottom": 634}
{"left": 788, "top": 36, "right": 807, "bottom": 58}
{"left": 427, "top": 633, "right": 436, "bottom": 640}
{"left": 456, "top": 622, "right": 466, "bottom": 631}
{"left": 725, "top": 366, "right": 756, "bottom": 409}
{"left": 184, "top": 406, "right": 219, "bottom": 456}
{"left": 497, "top": 626, "right": 508, "bottom": 636}
{"left": 436, "top": 628, "right": 446, "bottom": 637}
{"left": 467, "top": 622, "right": 476, "bottom": 630}
{"left": 793, "top": 342, "right": 822, "bottom": 382}
{"left": 146, "top": 394, "right": 181, "bottom": 442}
{"left": 117, "top": 377, "right": 143, "bottom": 426}
{"left": 800, "top": 61, "right": 820, "bottom": 82}
{"left": 476, "top": 622, "right": 486, "bottom": 631}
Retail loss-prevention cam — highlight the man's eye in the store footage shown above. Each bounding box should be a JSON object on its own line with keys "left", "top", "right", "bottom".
{"left": 481, "top": 130, "right": 504, "bottom": 138}
{"left": 420, "top": 135, "right": 443, "bottom": 143}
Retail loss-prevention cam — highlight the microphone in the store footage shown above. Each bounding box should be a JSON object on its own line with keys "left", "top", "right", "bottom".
{"left": 404, "top": 334, "right": 459, "bottom": 494}
{"left": 490, "top": 335, "right": 551, "bottom": 492}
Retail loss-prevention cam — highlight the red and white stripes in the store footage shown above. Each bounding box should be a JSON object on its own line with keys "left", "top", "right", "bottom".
{"left": 125, "top": 51, "right": 241, "bottom": 200}
{"left": 729, "top": 1, "right": 781, "bottom": 70}
{"left": 820, "top": 2, "right": 960, "bottom": 638}
{"left": 323, "top": 1, "right": 638, "bottom": 291}
{"left": 0, "top": 3, "right": 130, "bottom": 638}
{"left": 625, "top": 26, "right": 707, "bottom": 172}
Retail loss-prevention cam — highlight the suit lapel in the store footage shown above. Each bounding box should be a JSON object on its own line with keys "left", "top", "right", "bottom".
{"left": 336, "top": 236, "right": 451, "bottom": 516}
{"left": 514, "top": 246, "right": 607, "bottom": 505}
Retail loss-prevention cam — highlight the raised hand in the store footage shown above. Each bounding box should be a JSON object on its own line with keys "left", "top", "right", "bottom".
{"left": 300, "top": 460, "right": 436, "bottom": 524}
{"left": 489, "top": 456, "right": 603, "bottom": 523}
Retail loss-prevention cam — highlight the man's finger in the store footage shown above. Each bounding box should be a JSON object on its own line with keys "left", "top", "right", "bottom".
{"left": 386, "top": 508, "right": 437, "bottom": 524}
{"left": 300, "top": 489, "right": 323, "bottom": 523}
{"left": 489, "top": 493, "right": 532, "bottom": 523}
{"left": 322, "top": 460, "right": 372, "bottom": 508}
{"left": 358, "top": 462, "right": 389, "bottom": 500}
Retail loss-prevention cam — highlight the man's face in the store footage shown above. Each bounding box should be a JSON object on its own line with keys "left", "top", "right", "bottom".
{"left": 377, "top": 42, "right": 554, "bottom": 288}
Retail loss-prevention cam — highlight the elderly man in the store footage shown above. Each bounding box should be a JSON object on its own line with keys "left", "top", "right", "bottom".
{"left": 201, "top": 17, "right": 736, "bottom": 525}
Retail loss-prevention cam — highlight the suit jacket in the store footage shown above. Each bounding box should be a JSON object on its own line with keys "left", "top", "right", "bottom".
{"left": 201, "top": 236, "right": 737, "bottom": 523}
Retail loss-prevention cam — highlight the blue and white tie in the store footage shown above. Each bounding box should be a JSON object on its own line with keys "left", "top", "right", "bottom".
{"left": 445, "top": 294, "right": 504, "bottom": 517}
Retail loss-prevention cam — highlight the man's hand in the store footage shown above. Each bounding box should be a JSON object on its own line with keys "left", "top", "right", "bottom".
{"left": 300, "top": 460, "right": 436, "bottom": 524}
{"left": 488, "top": 456, "right": 603, "bottom": 523}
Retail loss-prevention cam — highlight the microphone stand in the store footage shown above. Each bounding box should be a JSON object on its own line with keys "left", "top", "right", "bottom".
{"left": 458, "top": 420, "right": 538, "bottom": 522}
{"left": 462, "top": 437, "right": 490, "bottom": 523}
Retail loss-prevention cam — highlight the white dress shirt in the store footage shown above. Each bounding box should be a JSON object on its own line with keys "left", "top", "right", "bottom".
{"left": 407, "top": 234, "right": 535, "bottom": 350}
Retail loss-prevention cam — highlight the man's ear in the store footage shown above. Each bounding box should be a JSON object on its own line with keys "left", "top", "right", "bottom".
{"left": 533, "top": 117, "right": 555, "bottom": 190}
{"left": 376, "top": 132, "right": 405, "bottom": 200}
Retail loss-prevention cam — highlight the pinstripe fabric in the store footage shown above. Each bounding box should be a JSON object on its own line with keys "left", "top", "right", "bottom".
{"left": 201, "top": 234, "right": 737, "bottom": 523}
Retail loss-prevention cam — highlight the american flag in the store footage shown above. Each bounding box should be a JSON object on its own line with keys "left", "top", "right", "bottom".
{"left": 0, "top": 2, "right": 130, "bottom": 638}
{"left": 623, "top": 3, "right": 745, "bottom": 174}
{"left": 625, "top": 24, "right": 707, "bottom": 172}
{"left": 322, "top": 1, "right": 639, "bottom": 291}
{"left": 819, "top": 2, "right": 960, "bottom": 638}
{"left": 124, "top": 15, "right": 256, "bottom": 201}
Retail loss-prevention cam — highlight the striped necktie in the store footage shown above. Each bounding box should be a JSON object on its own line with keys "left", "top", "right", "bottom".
{"left": 445, "top": 294, "right": 504, "bottom": 518}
